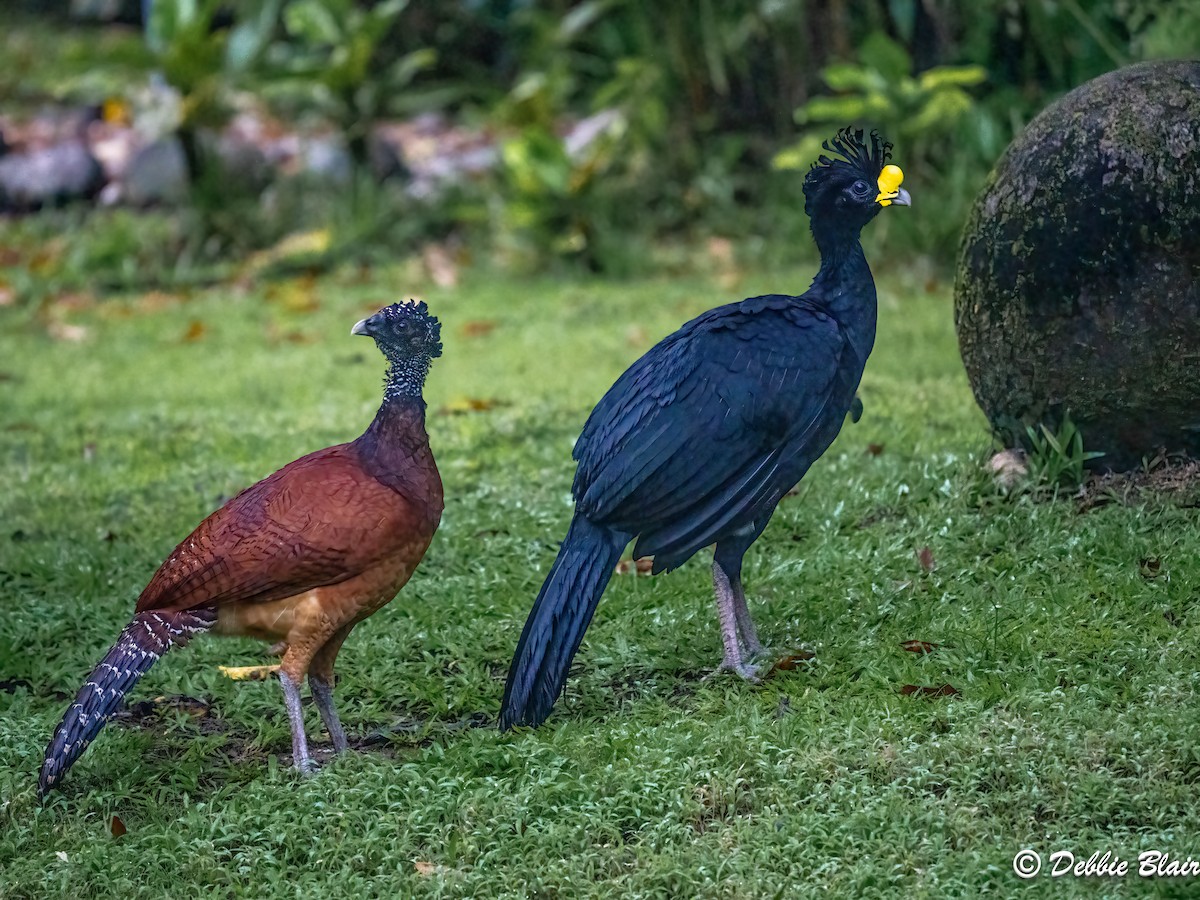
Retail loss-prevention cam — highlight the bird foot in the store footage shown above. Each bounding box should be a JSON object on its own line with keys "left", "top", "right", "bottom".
{"left": 705, "top": 659, "right": 763, "bottom": 683}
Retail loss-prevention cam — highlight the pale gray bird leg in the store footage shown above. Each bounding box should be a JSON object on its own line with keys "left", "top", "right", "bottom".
{"left": 309, "top": 674, "right": 349, "bottom": 754}
{"left": 280, "top": 671, "right": 317, "bottom": 774}
{"left": 728, "top": 569, "right": 764, "bottom": 657}
{"left": 708, "top": 558, "right": 762, "bottom": 682}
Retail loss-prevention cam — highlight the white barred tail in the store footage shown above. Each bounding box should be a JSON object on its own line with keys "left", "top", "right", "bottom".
{"left": 39, "top": 608, "right": 215, "bottom": 795}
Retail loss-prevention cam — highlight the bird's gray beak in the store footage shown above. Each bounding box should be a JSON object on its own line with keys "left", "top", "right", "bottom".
{"left": 891, "top": 188, "right": 912, "bottom": 207}
{"left": 351, "top": 316, "right": 373, "bottom": 337}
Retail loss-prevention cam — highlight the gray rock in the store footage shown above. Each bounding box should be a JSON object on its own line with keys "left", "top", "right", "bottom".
{"left": 123, "top": 138, "right": 189, "bottom": 206}
{"left": 0, "top": 142, "right": 105, "bottom": 212}
{"left": 955, "top": 60, "right": 1200, "bottom": 470}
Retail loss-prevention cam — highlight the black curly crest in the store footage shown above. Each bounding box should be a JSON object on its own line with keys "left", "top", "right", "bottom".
{"left": 810, "top": 127, "right": 892, "bottom": 178}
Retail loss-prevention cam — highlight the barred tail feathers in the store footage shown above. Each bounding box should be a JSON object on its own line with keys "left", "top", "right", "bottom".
{"left": 38, "top": 608, "right": 214, "bottom": 795}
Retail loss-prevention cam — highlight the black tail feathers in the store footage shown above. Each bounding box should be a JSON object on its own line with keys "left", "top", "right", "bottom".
{"left": 500, "top": 516, "right": 625, "bottom": 730}
{"left": 39, "top": 608, "right": 215, "bottom": 796}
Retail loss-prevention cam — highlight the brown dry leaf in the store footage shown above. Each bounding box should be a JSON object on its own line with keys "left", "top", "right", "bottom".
{"left": 461, "top": 320, "right": 498, "bottom": 339}
{"left": 770, "top": 651, "right": 816, "bottom": 671}
{"left": 437, "top": 397, "right": 508, "bottom": 415}
{"left": 900, "top": 684, "right": 960, "bottom": 698}
{"left": 182, "top": 320, "right": 207, "bottom": 342}
{"left": 900, "top": 639, "right": 938, "bottom": 654}
{"left": 29, "top": 239, "right": 64, "bottom": 275}
{"left": 51, "top": 292, "right": 95, "bottom": 313}
{"left": 219, "top": 664, "right": 280, "bottom": 681}
{"left": 1139, "top": 557, "right": 1162, "bottom": 579}
{"left": 0, "top": 283, "right": 15, "bottom": 307}
{"left": 422, "top": 242, "right": 460, "bottom": 288}
{"left": 47, "top": 321, "right": 89, "bottom": 342}
{"left": 707, "top": 236, "right": 741, "bottom": 290}
{"left": 110, "top": 815, "right": 127, "bottom": 838}
{"left": 270, "top": 275, "right": 320, "bottom": 314}
{"left": 414, "top": 861, "right": 449, "bottom": 877}
{"left": 122, "top": 695, "right": 211, "bottom": 720}
{"left": 866, "top": 443, "right": 885, "bottom": 457}
{"left": 614, "top": 557, "right": 654, "bottom": 575}
{"left": 916, "top": 546, "right": 935, "bottom": 572}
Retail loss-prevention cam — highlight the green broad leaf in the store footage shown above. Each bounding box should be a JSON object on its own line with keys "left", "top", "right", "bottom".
{"left": 822, "top": 63, "right": 884, "bottom": 93}
{"left": 558, "top": 0, "right": 608, "bottom": 42}
{"left": 771, "top": 134, "right": 826, "bottom": 171}
{"left": 796, "top": 95, "right": 870, "bottom": 124}
{"left": 225, "top": 0, "right": 283, "bottom": 73}
{"left": 917, "top": 65, "right": 988, "bottom": 90}
{"left": 910, "top": 87, "right": 972, "bottom": 132}
{"left": 387, "top": 48, "right": 437, "bottom": 90}
{"left": 858, "top": 30, "right": 911, "bottom": 82}
{"left": 283, "top": 0, "right": 343, "bottom": 45}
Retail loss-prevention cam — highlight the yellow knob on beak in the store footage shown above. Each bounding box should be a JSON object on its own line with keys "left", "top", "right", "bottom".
{"left": 875, "top": 164, "right": 910, "bottom": 206}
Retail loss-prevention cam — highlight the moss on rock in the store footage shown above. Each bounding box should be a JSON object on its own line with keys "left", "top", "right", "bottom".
{"left": 954, "top": 60, "right": 1200, "bottom": 470}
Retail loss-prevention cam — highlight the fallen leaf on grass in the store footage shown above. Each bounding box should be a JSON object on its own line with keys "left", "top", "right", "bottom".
{"left": 1139, "top": 557, "right": 1162, "bottom": 579}
{"left": 615, "top": 557, "right": 654, "bottom": 575}
{"left": 770, "top": 651, "right": 816, "bottom": 671}
{"left": 123, "top": 695, "right": 211, "bottom": 719}
{"left": 241, "top": 229, "right": 330, "bottom": 279}
{"left": 110, "top": 816, "right": 126, "bottom": 838}
{"left": 182, "top": 320, "right": 207, "bottom": 342}
{"left": 47, "top": 321, "right": 89, "bottom": 342}
{"left": 460, "top": 320, "right": 497, "bottom": 338}
{"left": 900, "top": 684, "right": 960, "bottom": 698}
{"left": 414, "top": 861, "right": 450, "bottom": 877}
{"left": 900, "top": 639, "right": 939, "bottom": 654}
{"left": 436, "top": 397, "right": 509, "bottom": 415}
{"left": 422, "top": 242, "right": 460, "bottom": 288}
{"left": 266, "top": 275, "right": 320, "bottom": 314}
{"left": 866, "top": 443, "right": 885, "bottom": 457}
{"left": 916, "top": 546, "right": 935, "bottom": 572}
{"left": 218, "top": 664, "right": 280, "bottom": 681}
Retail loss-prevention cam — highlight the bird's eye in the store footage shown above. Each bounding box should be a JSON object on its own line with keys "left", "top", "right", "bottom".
{"left": 852, "top": 180, "right": 870, "bottom": 195}
{"left": 396, "top": 321, "right": 408, "bottom": 331}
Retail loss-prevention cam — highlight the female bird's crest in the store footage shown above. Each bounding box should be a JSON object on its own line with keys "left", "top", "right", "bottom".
{"left": 352, "top": 300, "right": 443, "bottom": 359}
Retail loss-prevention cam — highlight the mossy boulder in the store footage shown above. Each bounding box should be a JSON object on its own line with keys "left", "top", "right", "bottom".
{"left": 955, "top": 60, "right": 1200, "bottom": 471}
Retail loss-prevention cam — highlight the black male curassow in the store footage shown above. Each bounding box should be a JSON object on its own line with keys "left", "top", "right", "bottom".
{"left": 40, "top": 302, "right": 444, "bottom": 794}
{"left": 501, "top": 128, "right": 910, "bottom": 729}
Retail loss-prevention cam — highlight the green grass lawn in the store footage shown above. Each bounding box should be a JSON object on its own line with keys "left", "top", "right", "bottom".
{"left": 3, "top": 264, "right": 1200, "bottom": 897}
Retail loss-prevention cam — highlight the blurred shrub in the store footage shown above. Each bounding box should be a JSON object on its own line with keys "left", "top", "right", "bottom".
{"left": 6, "top": 0, "right": 1200, "bottom": 283}
{"left": 144, "top": 0, "right": 280, "bottom": 181}
{"left": 772, "top": 31, "right": 988, "bottom": 256}
{"left": 267, "top": 0, "right": 450, "bottom": 167}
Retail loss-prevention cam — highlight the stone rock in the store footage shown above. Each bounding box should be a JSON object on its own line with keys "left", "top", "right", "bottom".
{"left": 0, "top": 141, "right": 105, "bottom": 212}
{"left": 122, "top": 138, "right": 188, "bottom": 206}
{"left": 955, "top": 60, "right": 1200, "bottom": 471}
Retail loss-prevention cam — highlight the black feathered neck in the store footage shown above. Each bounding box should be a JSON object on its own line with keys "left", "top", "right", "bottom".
{"left": 380, "top": 349, "right": 433, "bottom": 402}
{"left": 803, "top": 128, "right": 892, "bottom": 256}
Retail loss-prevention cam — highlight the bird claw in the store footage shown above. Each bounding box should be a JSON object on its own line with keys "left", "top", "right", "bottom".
{"left": 705, "top": 660, "right": 763, "bottom": 683}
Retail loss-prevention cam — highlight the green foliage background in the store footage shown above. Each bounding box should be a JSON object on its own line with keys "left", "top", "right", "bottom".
{"left": 3, "top": 0, "right": 1198, "bottom": 277}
